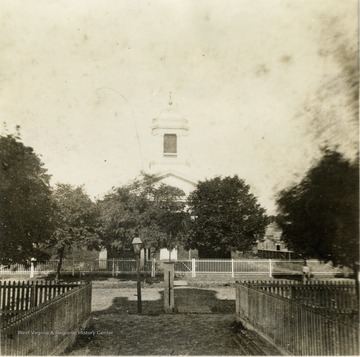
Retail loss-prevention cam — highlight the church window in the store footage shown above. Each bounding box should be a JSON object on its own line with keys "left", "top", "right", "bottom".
{"left": 163, "top": 134, "right": 177, "bottom": 155}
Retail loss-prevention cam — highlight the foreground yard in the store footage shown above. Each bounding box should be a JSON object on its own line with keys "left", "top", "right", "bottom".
{"left": 62, "top": 282, "right": 269, "bottom": 355}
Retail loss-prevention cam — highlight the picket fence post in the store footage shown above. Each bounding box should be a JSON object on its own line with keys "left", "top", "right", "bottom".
{"left": 151, "top": 258, "right": 156, "bottom": 277}
{"left": 192, "top": 258, "right": 196, "bottom": 278}
{"left": 269, "top": 259, "right": 272, "bottom": 278}
{"left": 30, "top": 259, "right": 35, "bottom": 278}
{"left": 231, "top": 259, "right": 234, "bottom": 278}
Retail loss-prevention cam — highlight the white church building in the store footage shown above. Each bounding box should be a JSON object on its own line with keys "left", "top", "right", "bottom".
{"left": 147, "top": 95, "right": 197, "bottom": 260}
{"left": 99, "top": 95, "right": 198, "bottom": 262}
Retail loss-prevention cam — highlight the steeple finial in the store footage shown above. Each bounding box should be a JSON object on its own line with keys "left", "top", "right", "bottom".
{"left": 168, "top": 92, "right": 173, "bottom": 106}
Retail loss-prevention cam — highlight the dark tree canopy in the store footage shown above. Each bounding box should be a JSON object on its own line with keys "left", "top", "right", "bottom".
{"left": 0, "top": 133, "right": 55, "bottom": 264}
{"left": 186, "top": 175, "right": 267, "bottom": 258}
{"left": 97, "top": 173, "right": 189, "bottom": 255}
{"left": 276, "top": 149, "right": 359, "bottom": 271}
{"left": 49, "top": 183, "right": 101, "bottom": 277}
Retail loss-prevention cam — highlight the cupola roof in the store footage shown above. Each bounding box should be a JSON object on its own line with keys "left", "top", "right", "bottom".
{"left": 151, "top": 93, "right": 188, "bottom": 133}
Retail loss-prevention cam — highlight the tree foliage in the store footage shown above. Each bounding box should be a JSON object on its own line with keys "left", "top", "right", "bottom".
{"left": 97, "top": 173, "right": 189, "bottom": 255}
{"left": 0, "top": 133, "right": 55, "bottom": 264}
{"left": 50, "top": 183, "right": 101, "bottom": 277}
{"left": 186, "top": 175, "right": 267, "bottom": 258}
{"left": 276, "top": 149, "right": 359, "bottom": 271}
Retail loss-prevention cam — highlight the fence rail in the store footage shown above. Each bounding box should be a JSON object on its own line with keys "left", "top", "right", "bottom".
{"left": 0, "top": 259, "right": 155, "bottom": 277}
{"left": 0, "top": 258, "right": 346, "bottom": 278}
{"left": 174, "top": 259, "right": 275, "bottom": 277}
{"left": 235, "top": 281, "right": 359, "bottom": 355}
{"left": 0, "top": 281, "right": 81, "bottom": 322}
{"left": 176, "top": 259, "right": 348, "bottom": 277}
{"left": 1, "top": 282, "right": 91, "bottom": 356}
{"left": 248, "top": 280, "right": 358, "bottom": 310}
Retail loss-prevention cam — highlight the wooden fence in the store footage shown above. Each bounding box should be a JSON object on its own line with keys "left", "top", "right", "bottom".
{"left": 174, "top": 259, "right": 343, "bottom": 278}
{"left": 1, "top": 281, "right": 82, "bottom": 321}
{"left": 175, "top": 259, "right": 277, "bottom": 277}
{"left": 248, "top": 280, "right": 358, "bottom": 310}
{"left": 235, "top": 281, "right": 359, "bottom": 355}
{"left": 0, "top": 258, "right": 346, "bottom": 278}
{"left": 0, "top": 259, "right": 155, "bottom": 277}
{"left": 1, "top": 282, "right": 91, "bottom": 356}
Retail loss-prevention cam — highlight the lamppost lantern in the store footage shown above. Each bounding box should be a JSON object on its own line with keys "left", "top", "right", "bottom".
{"left": 132, "top": 237, "right": 143, "bottom": 255}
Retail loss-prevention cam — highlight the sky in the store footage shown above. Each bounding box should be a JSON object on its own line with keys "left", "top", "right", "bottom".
{"left": 1, "top": 0, "right": 358, "bottom": 214}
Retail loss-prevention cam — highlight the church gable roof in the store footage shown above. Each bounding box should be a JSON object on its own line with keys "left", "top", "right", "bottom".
{"left": 155, "top": 171, "right": 197, "bottom": 187}
{"left": 152, "top": 171, "right": 197, "bottom": 196}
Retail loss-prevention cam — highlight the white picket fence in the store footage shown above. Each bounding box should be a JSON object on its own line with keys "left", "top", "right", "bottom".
{"left": 174, "top": 259, "right": 347, "bottom": 278}
{"left": 0, "top": 259, "right": 343, "bottom": 279}
{"left": 174, "top": 259, "right": 286, "bottom": 277}
{"left": 0, "top": 259, "right": 156, "bottom": 278}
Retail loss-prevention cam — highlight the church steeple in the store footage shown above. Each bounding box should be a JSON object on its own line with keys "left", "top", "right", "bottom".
{"left": 149, "top": 95, "right": 189, "bottom": 172}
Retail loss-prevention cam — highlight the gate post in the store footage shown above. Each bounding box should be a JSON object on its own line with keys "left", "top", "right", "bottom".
{"left": 192, "top": 258, "right": 196, "bottom": 278}
{"left": 269, "top": 259, "right": 273, "bottom": 278}
{"left": 151, "top": 258, "right": 156, "bottom": 277}
{"left": 163, "top": 261, "right": 175, "bottom": 313}
{"left": 30, "top": 258, "right": 36, "bottom": 278}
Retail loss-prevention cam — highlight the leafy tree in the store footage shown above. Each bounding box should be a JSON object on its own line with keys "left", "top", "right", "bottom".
{"left": 186, "top": 175, "right": 267, "bottom": 258}
{"left": 147, "top": 182, "right": 190, "bottom": 258}
{"left": 50, "top": 184, "right": 101, "bottom": 278}
{"left": 0, "top": 132, "right": 55, "bottom": 264}
{"left": 97, "top": 173, "right": 189, "bottom": 258}
{"left": 276, "top": 149, "right": 359, "bottom": 285}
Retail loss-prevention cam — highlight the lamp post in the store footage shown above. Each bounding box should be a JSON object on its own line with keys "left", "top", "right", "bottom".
{"left": 132, "top": 236, "right": 143, "bottom": 313}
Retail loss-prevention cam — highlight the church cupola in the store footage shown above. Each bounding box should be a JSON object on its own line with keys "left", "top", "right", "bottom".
{"left": 149, "top": 94, "right": 190, "bottom": 172}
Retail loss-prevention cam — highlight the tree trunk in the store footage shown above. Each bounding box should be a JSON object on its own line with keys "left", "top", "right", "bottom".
{"left": 56, "top": 246, "right": 65, "bottom": 280}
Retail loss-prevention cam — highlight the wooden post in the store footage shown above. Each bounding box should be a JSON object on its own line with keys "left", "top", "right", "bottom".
{"left": 231, "top": 259, "right": 234, "bottom": 278}
{"left": 269, "top": 259, "right": 272, "bottom": 278}
{"left": 192, "top": 258, "right": 196, "bottom": 278}
{"left": 163, "top": 261, "right": 175, "bottom": 313}
{"left": 151, "top": 258, "right": 156, "bottom": 277}
{"left": 30, "top": 259, "right": 35, "bottom": 278}
{"left": 136, "top": 255, "right": 142, "bottom": 313}
{"left": 30, "top": 282, "right": 35, "bottom": 308}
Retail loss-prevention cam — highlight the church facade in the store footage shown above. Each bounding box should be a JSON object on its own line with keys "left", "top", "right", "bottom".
{"left": 99, "top": 96, "right": 198, "bottom": 263}
{"left": 146, "top": 96, "right": 198, "bottom": 260}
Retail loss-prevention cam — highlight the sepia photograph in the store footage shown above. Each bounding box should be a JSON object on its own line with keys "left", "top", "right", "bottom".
{"left": 0, "top": 0, "right": 358, "bottom": 355}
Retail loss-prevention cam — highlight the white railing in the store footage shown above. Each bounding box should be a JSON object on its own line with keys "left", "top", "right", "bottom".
{"left": 174, "top": 259, "right": 343, "bottom": 278}
{"left": 0, "top": 259, "right": 156, "bottom": 278}
{"left": 0, "top": 258, "right": 344, "bottom": 279}
{"left": 0, "top": 264, "right": 30, "bottom": 275}
{"left": 174, "top": 259, "right": 275, "bottom": 277}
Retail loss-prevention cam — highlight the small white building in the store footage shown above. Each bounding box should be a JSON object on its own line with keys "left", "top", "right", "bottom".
{"left": 256, "top": 221, "right": 294, "bottom": 259}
